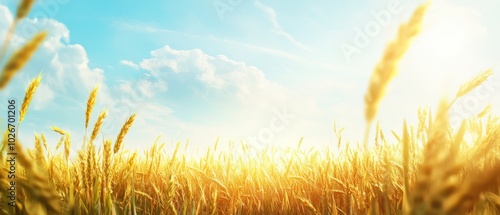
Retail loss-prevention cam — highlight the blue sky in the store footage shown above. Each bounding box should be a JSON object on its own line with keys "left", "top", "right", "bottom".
{"left": 1, "top": 0, "right": 500, "bottom": 156}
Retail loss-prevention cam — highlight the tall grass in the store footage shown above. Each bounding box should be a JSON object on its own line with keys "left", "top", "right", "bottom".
{"left": 0, "top": 1, "right": 499, "bottom": 215}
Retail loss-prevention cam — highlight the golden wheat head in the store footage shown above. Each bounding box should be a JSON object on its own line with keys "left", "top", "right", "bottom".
{"left": 19, "top": 73, "right": 42, "bottom": 123}
{"left": 16, "top": 0, "right": 35, "bottom": 20}
{"left": 40, "top": 132, "right": 48, "bottom": 150}
{"left": 34, "top": 133, "right": 45, "bottom": 166}
{"left": 114, "top": 114, "right": 136, "bottom": 154}
{"left": 90, "top": 109, "right": 108, "bottom": 143}
{"left": 51, "top": 126, "right": 66, "bottom": 135}
{"left": 0, "top": 32, "right": 46, "bottom": 90}
{"left": 85, "top": 85, "right": 99, "bottom": 129}
{"left": 103, "top": 140, "right": 112, "bottom": 190}
{"left": 456, "top": 68, "right": 493, "bottom": 99}
{"left": 364, "top": 3, "right": 429, "bottom": 123}
{"left": 51, "top": 126, "right": 66, "bottom": 151}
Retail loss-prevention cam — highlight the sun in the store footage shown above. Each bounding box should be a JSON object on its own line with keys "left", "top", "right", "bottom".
{"left": 398, "top": 3, "right": 489, "bottom": 102}
{"left": 418, "top": 5, "right": 483, "bottom": 60}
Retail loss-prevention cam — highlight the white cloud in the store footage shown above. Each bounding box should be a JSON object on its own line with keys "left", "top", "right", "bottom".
{"left": 0, "top": 4, "right": 111, "bottom": 149}
{"left": 137, "top": 45, "right": 288, "bottom": 108}
{"left": 120, "top": 60, "right": 140, "bottom": 70}
{"left": 0, "top": 10, "right": 106, "bottom": 97}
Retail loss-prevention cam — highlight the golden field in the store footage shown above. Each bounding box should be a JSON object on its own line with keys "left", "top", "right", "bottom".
{"left": 0, "top": 1, "right": 499, "bottom": 214}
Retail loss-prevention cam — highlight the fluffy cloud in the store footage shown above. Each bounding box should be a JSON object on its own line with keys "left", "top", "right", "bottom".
{"left": 0, "top": 5, "right": 110, "bottom": 151}
{"left": 0, "top": 5, "right": 107, "bottom": 104}
{"left": 136, "top": 45, "right": 288, "bottom": 108}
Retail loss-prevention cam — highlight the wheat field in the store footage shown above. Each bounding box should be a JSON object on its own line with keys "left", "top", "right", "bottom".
{"left": 0, "top": 1, "right": 499, "bottom": 215}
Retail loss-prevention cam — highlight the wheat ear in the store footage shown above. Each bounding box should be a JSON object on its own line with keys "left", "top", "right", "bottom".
{"left": 85, "top": 141, "right": 95, "bottom": 203}
{"left": 34, "top": 133, "right": 45, "bottom": 167}
{"left": 16, "top": 0, "right": 35, "bottom": 20}
{"left": 51, "top": 126, "right": 66, "bottom": 150}
{"left": 90, "top": 109, "right": 108, "bottom": 143}
{"left": 477, "top": 104, "right": 492, "bottom": 118}
{"left": 19, "top": 73, "right": 42, "bottom": 123}
{"left": 0, "top": 32, "right": 46, "bottom": 89}
{"left": 364, "top": 3, "right": 429, "bottom": 146}
{"left": 40, "top": 132, "right": 47, "bottom": 150}
{"left": 85, "top": 85, "right": 99, "bottom": 129}
{"left": 0, "top": 24, "right": 17, "bottom": 65}
{"left": 456, "top": 69, "right": 494, "bottom": 98}
{"left": 102, "top": 140, "right": 113, "bottom": 206}
{"left": 51, "top": 126, "right": 66, "bottom": 135}
{"left": 114, "top": 114, "right": 136, "bottom": 154}
{"left": 77, "top": 151, "right": 86, "bottom": 195}
{"left": 449, "top": 69, "right": 494, "bottom": 108}
{"left": 0, "top": 0, "right": 36, "bottom": 63}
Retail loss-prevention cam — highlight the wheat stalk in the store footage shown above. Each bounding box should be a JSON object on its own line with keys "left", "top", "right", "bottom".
{"left": 0, "top": 0, "right": 37, "bottom": 64}
{"left": 0, "top": 24, "right": 17, "bottom": 65}
{"left": 34, "top": 133, "right": 45, "bottom": 167}
{"left": 16, "top": 0, "right": 35, "bottom": 20}
{"left": 15, "top": 142, "right": 62, "bottom": 213}
{"left": 298, "top": 197, "right": 317, "bottom": 213}
{"left": 456, "top": 69, "right": 494, "bottom": 99}
{"left": 364, "top": 3, "right": 429, "bottom": 146}
{"left": 64, "top": 132, "right": 71, "bottom": 162}
{"left": 0, "top": 32, "right": 46, "bottom": 89}
{"left": 406, "top": 99, "right": 498, "bottom": 214}
{"left": 443, "top": 162, "right": 500, "bottom": 213}
{"left": 77, "top": 151, "right": 86, "bottom": 197}
{"left": 19, "top": 73, "right": 42, "bottom": 123}
{"left": 85, "top": 85, "right": 99, "bottom": 129}
{"left": 114, "top": 114, "right": 136, "bottom": 154}
{"left": 90, "top": 109, "right": 108, "bottom": 143}
{"left": 103, "top": 140, "right": 112, "bottom": 190}
{"left": 85, "top": 141, "right": 94, "bottom": 203}
{"left": 477, "top": 104, "right": 492, "bottom": 118}
{"left": 51, "top": 126, "right": 66, "bottom": 135}
{"left": 101, "top": 140, "right": 113, "bottom": 210}
{"left": 450, "top": 69, "right": 494, "bottom": 108}
{"left": 41, "top": 132, "right": 48, "bottom": 151}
